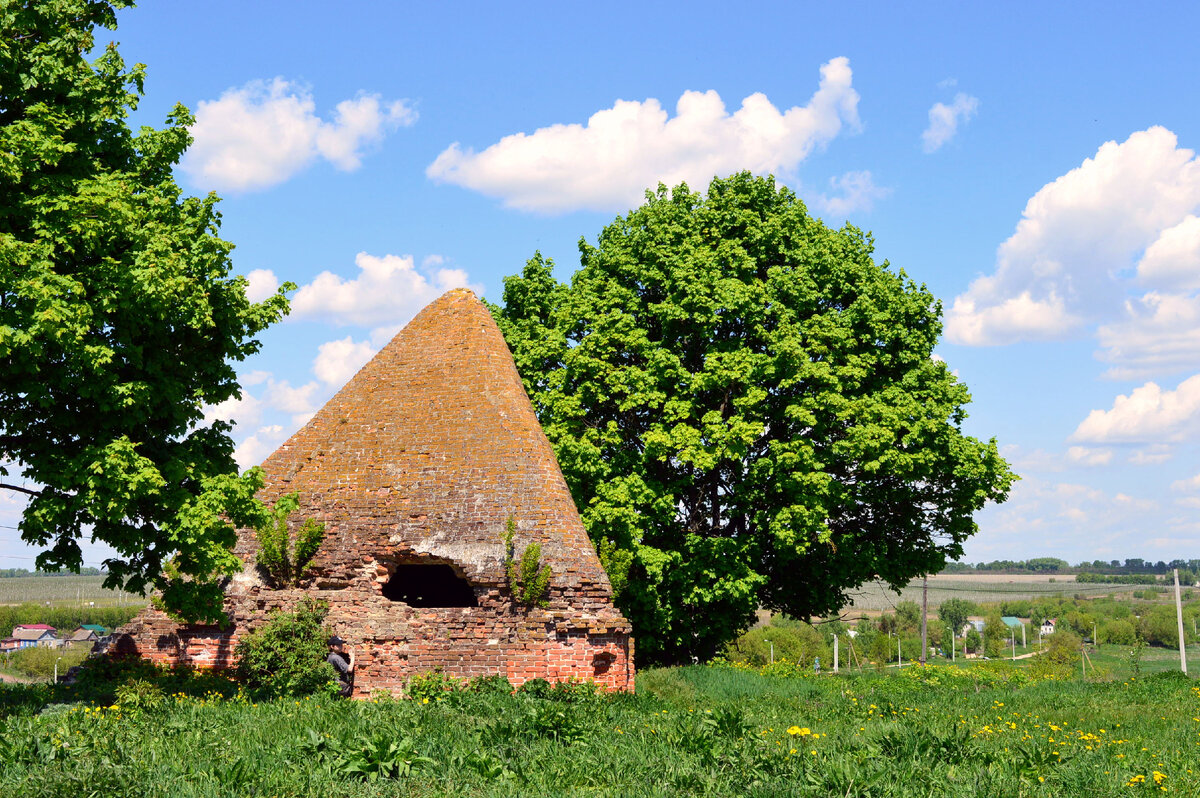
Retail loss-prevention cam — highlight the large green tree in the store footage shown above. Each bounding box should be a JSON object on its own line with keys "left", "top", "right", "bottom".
{"left": 0, "top": 1, "right": 289, "bottom": 619}
{"left": 494, "top": 173, "right": 1014, "bottom": 665}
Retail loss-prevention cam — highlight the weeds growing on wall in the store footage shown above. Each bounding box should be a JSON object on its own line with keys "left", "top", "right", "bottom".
{"left": 503, "top": 517, "right": 551, "bottom": 608}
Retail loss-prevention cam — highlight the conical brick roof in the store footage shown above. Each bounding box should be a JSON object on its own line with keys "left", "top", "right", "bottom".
{"left": 242, "top": 288, "right": 622, "bottom": 619}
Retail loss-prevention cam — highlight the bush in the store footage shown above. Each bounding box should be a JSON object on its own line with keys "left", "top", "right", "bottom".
{"left": 725, "top": 623, "right": 830, "bottom": 668}
{"left": 235, "top": 597, "right": 336, "bottom": 697}
{"left": 2, "top": 645, "right": 89, "bottom": 679}
{"left": 406, "top": 670, "right": 461, "bottom": 702}
{"left": 465, "top": 673, "right": 513, "bottom": 695}
{"left": 1102, "top": 618, "right": 1137, "bottom": 646}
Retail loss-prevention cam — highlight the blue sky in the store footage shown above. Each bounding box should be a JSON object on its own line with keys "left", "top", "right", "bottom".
{"left": 5, "top": 1, "right": 1200, "bottom": 569}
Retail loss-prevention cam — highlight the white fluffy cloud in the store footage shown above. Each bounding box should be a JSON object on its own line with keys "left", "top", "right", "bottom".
{"left": 946, "top": 127, "right": 1200, "bottom": 349}
{"left": 1129, "top": 444, "right": 1173, "bottom": 465}
{"left": 313, "top": 336, "right": 376, "bottom": 386}
{"left": 183, "top": 78, "right": 415, "bottom": 192}
{"left": 966, "top": 476, "right": 1161, "bottom": 562}
{"left": 1066, "top": 446, "right": 1113, "bottom": 466}
{"left": 427, "top": 57, "right": 861, "bottom": 213}
{"left": 811, "top": 170, "right": 891, "bottom": 218}
{"left": 1072, "top": 374, "right": 1200, "bottom": 444}
{"left": 234, "top": 425, "right": 286, "bottom": 471}
{"left": 202, "top": 391, "right": 263, "bottom": 432}
{"left": 290, "top": 252, "right": 478, "bottom": 330}
{"left": 1096, "top": 292, "right": 1200, "bottom": 379}
{"left": 1171, "top": 472, "right": 1200, "bottom": 492}
{"left": 921, "top": 92, "right": 979, "bottom": 153}
{"left": 1137, "top": 215, "right": 1200, "bottom": 289}
{"left": 244, "top": 269, "right": 280, "bottom": 303}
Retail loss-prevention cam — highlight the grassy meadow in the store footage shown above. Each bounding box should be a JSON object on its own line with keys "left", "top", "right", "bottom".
{"left": 0, "top": 576, "right": 140, "bottom": 608}
{"left": 1, "top": 660, "right": 1197, "bottom": 797}
{"left": 845, "top": 574, "right": 1142, "bottom": 613}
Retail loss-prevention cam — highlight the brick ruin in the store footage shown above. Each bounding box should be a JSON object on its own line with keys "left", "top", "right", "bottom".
{"left": 111, "top": 289, "right": 634, "bottom": 694}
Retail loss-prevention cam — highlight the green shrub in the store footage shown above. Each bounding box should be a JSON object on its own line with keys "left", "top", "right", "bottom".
{"left": 406, "top": 670, "right": 461, "bottom": 702}
{"left": 255, "top": 493, "right": 326, "bottom": 588}
{"left": 235, "top": 597, "right": 336, "bottom": 697}
{"left": 516, "top": 677, "right": 553, "bottom": 698}
{"left": 114, "top": 678, "right": 166, "bottom": 713}
{"left": 724, "top": 623, "right": 830, "bottom": 667}
{"left": 465, "top": 673, "right": 513, "bottom": 695}
{"left": 2, "top": 645, "right": 89, "bottom": 679}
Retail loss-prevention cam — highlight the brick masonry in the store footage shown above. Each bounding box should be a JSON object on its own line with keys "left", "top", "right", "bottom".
{"left": 112, "top": 289, "right": 634, "bottom": 694}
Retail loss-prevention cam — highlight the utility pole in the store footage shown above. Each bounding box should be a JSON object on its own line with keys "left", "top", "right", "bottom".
{"left": 1176, "top": 569, "right": 1188, "bottom": 675}
{"left": 1021, "top": 623, "right": 1026, "bottom": 648}
{"left": 834, "top": 634, "right": 839, "bottom": 673}
{"left": 920, "top": 575, "right": 928, "bottom": 665}
{"left": 898, "top": 636, "right": 902, "bottom": 668}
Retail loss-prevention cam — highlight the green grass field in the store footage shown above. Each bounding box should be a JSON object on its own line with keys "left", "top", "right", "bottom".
{"left": 1, "top": 661, "right": 1197, "bottom": 797}
{"left": 845, "top": 575, "right": 1142, "bottom": 613}
{"left": 0, "top": 576, "right": 140, "bottom": 608}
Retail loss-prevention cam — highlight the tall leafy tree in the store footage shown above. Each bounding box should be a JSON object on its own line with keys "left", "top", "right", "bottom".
{"left": 0, "top": 0, "right": 289, "bottom": 620}
{"left": 494, "top": 173, "right": 1014, "bottom": 665}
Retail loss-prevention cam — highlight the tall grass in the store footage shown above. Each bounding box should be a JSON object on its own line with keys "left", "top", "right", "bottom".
{"left": 0, "top": 661, "right": 1195, "bottom": 796}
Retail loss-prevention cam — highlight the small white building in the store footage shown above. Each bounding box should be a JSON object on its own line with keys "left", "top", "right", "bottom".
{"left": 1040, "top": 618, "right": 1056, "bottom": 636}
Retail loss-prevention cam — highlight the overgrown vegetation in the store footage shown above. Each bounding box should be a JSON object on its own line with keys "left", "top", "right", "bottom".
{"left": 0, "top": 645, "right": 90, "bottom": 680}
{"left": 503, "top": 517, "right": 551, "bottom": 608}
{"left": 255, "top": 493, "right": 326, "bottom": 588}
{"left": 1, "top": 661, "right": 1197, "bottom": 796}
{"left": 235, "top": 597, "right": 336, "bottom": 698}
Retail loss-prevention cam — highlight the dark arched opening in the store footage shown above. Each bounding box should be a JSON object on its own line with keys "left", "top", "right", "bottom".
{"left": 382, "top": 563, "right": 478, "bottom": 607}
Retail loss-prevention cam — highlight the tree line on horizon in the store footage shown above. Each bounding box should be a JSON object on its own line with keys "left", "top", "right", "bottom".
{"left": 942, "top": 557, "right": 1200, "bottom": 576}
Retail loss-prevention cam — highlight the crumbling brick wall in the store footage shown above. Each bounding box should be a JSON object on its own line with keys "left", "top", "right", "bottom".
{"left": 112, "top": 289, "right": 634, "bottom": 693}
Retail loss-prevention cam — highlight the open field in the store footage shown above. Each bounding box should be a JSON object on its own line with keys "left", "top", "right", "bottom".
{"left": 2, "top": 662, "right": 1198, "bottom": 796}
{"left": 0, "top": 576, "right": 141, "bottom": 608}
{"left": 843, "top": 574, "right": 1143, "bottom": 613}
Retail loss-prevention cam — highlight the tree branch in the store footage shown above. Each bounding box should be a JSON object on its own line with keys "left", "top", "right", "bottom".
{"left": 0, "top": 482, "right": 41, "bottom": 497}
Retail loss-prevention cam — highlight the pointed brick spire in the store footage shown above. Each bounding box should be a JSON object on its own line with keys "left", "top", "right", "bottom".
{"left": 117, "top": 289, "right": 633, "bottom": 693}
{"left": 249, "top": 288, "right": 619, "bottom": 613}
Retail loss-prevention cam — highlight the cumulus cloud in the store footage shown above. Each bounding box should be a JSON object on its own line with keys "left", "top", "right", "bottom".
{"left": 1172, "top": 472, "right": 1200, "bottom": 492}
{"left": 234, "top": 425, "right": 286, "bottom": 471}
{"left": 313, "top": 336, "right": 376, "bottom": 386}
{"left": 244, "top": 269, "right": 280, "bottom": 303}
{"left": 965, "top": 476, "right": 1160, "bottom": 562}
{"left": 202, "top": 391, "right": 263, "bottom": 432}
{"left": 945, "top": 127, "right": 1200, "bottom": 349}
{"left": 182, "top": 78, "right": 415, "bottom": 192}
{"left": 1097, "top": 292, "right": 1200, "bottom": 378}
{"left": 1066, "top": 446, "right": 1113, "bottom": 466}
{"left": 1137, "top": 215, "right": 1200, "bottom": 290}
{"left": 290, "top": 252, "right": 478, "bottom": 331}
{"left": 811, "top": 170, "right": 891, "bottom": 218}
{"left": 1129, "top": 444, "right": 1173, "bottom": 465}
{"left": 921, "top": 92, "right": 979, "bottom": 153}
{"left": 427, "top": 57, "right": 861, "bottom": 213}
{"left": 1072, "top": 374, "right": 1200, "bottom": 444}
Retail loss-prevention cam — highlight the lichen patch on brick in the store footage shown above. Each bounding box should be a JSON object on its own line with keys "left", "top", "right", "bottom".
{"left": 112, "top": 289, "right": 634, "bottom": 694}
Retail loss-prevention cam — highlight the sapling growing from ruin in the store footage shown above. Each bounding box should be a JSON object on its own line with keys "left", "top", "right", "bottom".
{"left": 504, "top": 517, "right": 551, "bottom": 607}
{"left": 255, "top": 493, "right": 326, "bottom": 588}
